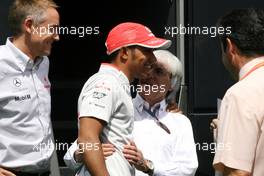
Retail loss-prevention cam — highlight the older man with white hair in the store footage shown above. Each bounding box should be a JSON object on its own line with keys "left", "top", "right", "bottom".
{"left": 123, "top": 49, "right": 198, "bottom": 176}
{"left": 153, "top": 50, "right": 183, "bottom": 103}
{"left": 64, "top": 50, "right": 198, "bottom": 176}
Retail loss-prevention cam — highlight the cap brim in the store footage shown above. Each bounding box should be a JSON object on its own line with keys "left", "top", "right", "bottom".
{"left": 106, "top": 38, "right": 171, "bottom": 55}
{"left": 137, "top": 37, "right": 172, "bottom": 50}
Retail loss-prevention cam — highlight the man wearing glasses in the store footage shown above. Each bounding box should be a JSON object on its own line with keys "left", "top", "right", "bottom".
{"left": 123, "top": 50, "right": 198, "bottom": 176}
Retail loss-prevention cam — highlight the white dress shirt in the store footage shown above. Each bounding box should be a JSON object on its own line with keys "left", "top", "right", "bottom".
{"left": 0, "top": 38, "right": 53, "bottom": 172}
{"left": 133, "top": 94, "right": 198, "bottom": 176}
{"left": 76, "top": 63, "right": 135, "bottom": 176}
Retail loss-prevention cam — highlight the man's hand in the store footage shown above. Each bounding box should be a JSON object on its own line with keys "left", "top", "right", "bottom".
{"left": 210, "top": 118, "right": 219, "bottom": 141}
{"left": 102, "top": 143, "right": 116, "bottom": 158}
{"left": 210, "top": 118, "right": 219, "bottom": 130}
{"left": 223, "top": 166, "right": 251, "bottom": 176}
{"left": 122, "top": 141, "right": 149, "bottom": 172}
{"left": 0, "top": 168, "right": 16, "bottom": 176}
{"left": 214, "top": 163, "right": 251, "bottom": 176}
{"left": 73, "top": 149, "right": 83, "bottom": 163}
{"left": 74, "top": 143, "right": 116, "bottom": 163}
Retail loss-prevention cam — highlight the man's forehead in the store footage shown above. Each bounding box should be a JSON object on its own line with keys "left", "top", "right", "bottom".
{"left": 43, "top": 8, "right": 60, "bottom": 23}
{"left": 135, "top": 46, "right": 153, "bottom": 52}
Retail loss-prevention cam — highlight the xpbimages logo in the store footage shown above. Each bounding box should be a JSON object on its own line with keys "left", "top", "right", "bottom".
{"left": 33, "top": 140, "right": 100, "bottom": 152}
{"left": 32, "top": 24, "right": 100, "bottom": 37}
{"left": 164, "top": 24, "right": 231, "bottom": 38}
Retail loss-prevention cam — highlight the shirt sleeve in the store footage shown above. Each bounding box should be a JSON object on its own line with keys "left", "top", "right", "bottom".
{"left": 153, "top": 116, "right": 198, "bottom": 176}
{"left": 78, "top": 77, "right": 115, "bottom": 123}
{"left": 63, "top": 140, "right": 83, "bottom": 173}
{"left": 213, "top": 90, "right": 259, "bottom": 172}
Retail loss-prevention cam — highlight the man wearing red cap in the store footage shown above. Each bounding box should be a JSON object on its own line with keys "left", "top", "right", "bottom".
{"left": 76, "top": 22, "right": 171, "bottom": 176}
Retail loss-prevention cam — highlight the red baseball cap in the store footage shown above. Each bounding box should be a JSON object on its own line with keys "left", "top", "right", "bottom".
{"left": 105, "top": 22, "right": 171, "bottom": 55}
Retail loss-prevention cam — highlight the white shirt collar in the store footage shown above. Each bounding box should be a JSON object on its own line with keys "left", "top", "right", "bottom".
{"left": 134, "top": 93, "right": 166, "bottom": 116}
{"left": 99, "top": 63, "right": 130, "bottom": 86}
{"left": 239, "top": 56, "right": 264, "bottom": 79}
{"left": 6, "top": 37, "right": 43, "bottom": 72}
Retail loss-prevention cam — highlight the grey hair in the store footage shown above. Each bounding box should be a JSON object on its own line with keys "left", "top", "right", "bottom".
{"left": 8, "top": 0, "right": 58, "bottom": 36}
{"left": 153, "top": 50, "right": 183, "bottom": 101}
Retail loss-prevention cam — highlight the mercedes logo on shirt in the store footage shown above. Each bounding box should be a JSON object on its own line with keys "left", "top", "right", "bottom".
{"left": 13, "top": 78, "right": 22, "bottom": 87}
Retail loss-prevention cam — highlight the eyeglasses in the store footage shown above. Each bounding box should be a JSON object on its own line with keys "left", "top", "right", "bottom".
{"left": 152, "top": 64, "right": 170, "bottom": 77}
{"left": 143, "top": 105, "right": 171, "bottom": 134}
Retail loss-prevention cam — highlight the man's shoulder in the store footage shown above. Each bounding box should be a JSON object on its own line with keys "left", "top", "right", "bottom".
{"left": 163, "top": 112, "right": 194, "bottom": 135}
{"left": 0, "top": 44, "right": 7, "bottom": 51}
{"left": 223, "top": 76, "right": 264, "bottom": 114}
{"left": 224, "top": 78, "right": 258, "bottom": 101}
{"left": 166, "top": 112, "right": 192, "bottom": 126}
{"left": 81, "top": 73, "right": 119, "bottom": 93}
{"left": 0, "top": 44, "right": 11, "bottom": 60}
{"left": 39, "top": 56, "right": 50, "bottom": 70}
{"left": 86, "top": 73, "right": 117, "bottom": 86}
{"left": 42, "top": 56, "right": 49, "bottom": 64}
{"left": 0, "top": 45, "right": 12, "bottom": 76}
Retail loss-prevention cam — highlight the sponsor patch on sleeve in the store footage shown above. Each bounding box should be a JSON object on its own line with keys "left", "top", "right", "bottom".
{"left": 92, "top": 91, "right": 107, "bottom": 99}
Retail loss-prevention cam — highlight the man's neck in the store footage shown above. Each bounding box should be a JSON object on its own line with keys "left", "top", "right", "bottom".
{"left": 139, "top": 93, "right": 164, "bottom": 107}
{"left": 110, "top": 60, "right": 133, "bottom": 82}
{"left": 12, "top": 36, "right": 36, "bottom": 60}
{"left": 237, "top": 54, "right": 263, "bottom": 71}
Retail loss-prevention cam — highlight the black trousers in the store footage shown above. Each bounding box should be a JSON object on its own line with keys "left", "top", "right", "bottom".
{"left": 7, "top": 170, "right": 50, "bottom": 176}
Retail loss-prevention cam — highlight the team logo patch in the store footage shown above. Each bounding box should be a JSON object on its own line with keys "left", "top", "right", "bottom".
{"left": 14, "top": 94, "right": 31, "bottom": 101}
{"left": 92, "top": 91, "right": 107, "bottom": 99}
{"left": 13, "top": 78, "right": 22, "bottom": 87}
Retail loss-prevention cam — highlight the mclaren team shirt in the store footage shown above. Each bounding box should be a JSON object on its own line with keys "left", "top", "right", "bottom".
{"left": 0, "top": 38, "right": 53, "bottom": 172}
{"left": 77, "top": 63, "right": 135, "bottom": 176}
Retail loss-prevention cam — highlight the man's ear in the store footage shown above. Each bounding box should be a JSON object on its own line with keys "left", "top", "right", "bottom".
{"left": 23, "top": 17, "right": 34, "bottom": 33}
{"left": 226, "top": 38, "right": 239, "bottom": 65}
{"left": 168, "top": 82, "right": 173, "bottom": 92}
{"left": 168, "top": 74, "right": 174, "bottom": 91}
{"left": 119, "top": 47, "right": 129, "bottom": 63}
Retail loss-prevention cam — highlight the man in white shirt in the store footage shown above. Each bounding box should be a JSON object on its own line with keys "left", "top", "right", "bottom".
{"left": 0, "top": 0, "right": 59, "bottom": 176}
{"left": 213, "top": 8, "right": 264, "bottom": 176}
{"left": 125, "top": 50, "right": 198, "bottom": 176}
{"left": 65, "top": 50, "right": 198, "bottom": 176}
{"left": 76, "top": 23, "right": 171, "bottom": 176}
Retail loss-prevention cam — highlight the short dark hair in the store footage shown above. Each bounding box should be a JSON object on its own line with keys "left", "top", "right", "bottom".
{"left": 107, "top": 45, "right": 137, "bottom": 61}
{"left": 218, "top": 8, "right": 264, "bottom": 57}
{"left": 107, "top": 49, "right": 119, "bottom": 61}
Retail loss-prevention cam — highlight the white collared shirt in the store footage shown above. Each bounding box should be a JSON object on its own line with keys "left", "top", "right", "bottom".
{"left": 0, "top": 38, "right": 53, "bottom": 172}
{"left": 214, "top": 57, "right": 264, "bottom": 176}
{"left": 76, "top": 63, "right": 135, "bottom": 176}
{"left": 133, "top": 94, "right": 198, "bottom": 176}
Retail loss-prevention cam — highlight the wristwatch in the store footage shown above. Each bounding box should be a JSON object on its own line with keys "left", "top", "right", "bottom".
{"left": 143, "top": 159, "right": 154, "bottom": 176}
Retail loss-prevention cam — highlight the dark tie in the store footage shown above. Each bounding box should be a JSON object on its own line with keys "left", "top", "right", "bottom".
{"left": 143, "top": 105, "right": 171, "bottom": 134}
